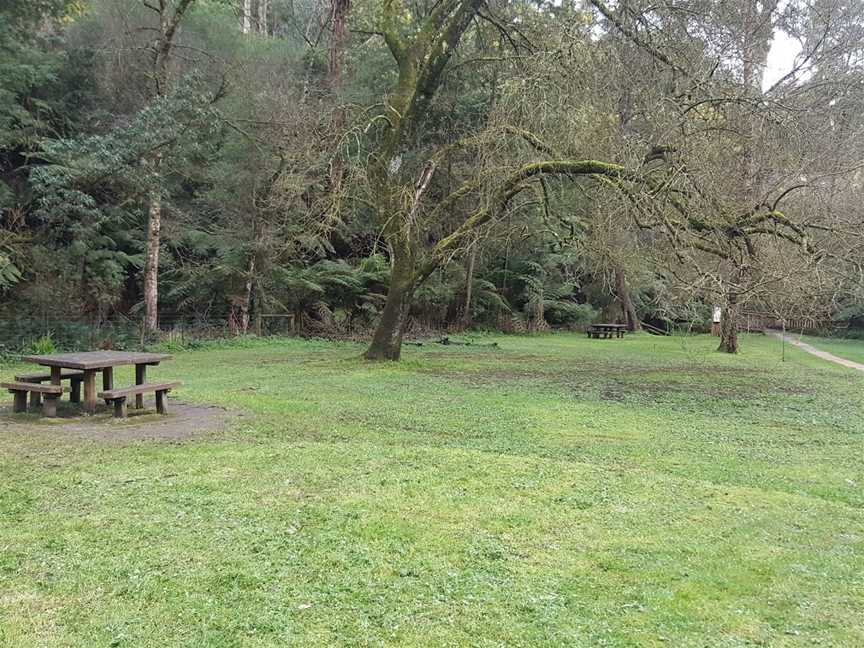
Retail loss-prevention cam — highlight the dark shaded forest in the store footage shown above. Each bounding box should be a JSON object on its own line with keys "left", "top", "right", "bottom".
{"left": 3, "top": 0, "right": 864, "bottom": 358}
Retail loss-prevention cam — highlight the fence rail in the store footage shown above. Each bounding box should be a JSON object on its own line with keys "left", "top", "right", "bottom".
{"left": 740, "top": 312, "right": 843, "bottom": 333}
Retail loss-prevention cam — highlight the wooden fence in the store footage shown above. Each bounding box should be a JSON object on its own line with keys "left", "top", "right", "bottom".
{"left": 740, "top": 312, "right": 845, "bottom": 332}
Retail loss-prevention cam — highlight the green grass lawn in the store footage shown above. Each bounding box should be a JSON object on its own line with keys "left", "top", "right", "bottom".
{"left": 800, "top": 333, "right": 864, "bottom": 366}
{"left": 1, "top": 332, "right": 863, "bottom": 647}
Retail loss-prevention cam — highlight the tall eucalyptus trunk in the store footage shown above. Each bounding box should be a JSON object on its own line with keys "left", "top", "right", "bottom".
{"left": 141, "top": 0, "right": 196, "bottom": 334}
{"left": 143, "top": 190, "right": 161, "bottom": 333}
{"left": 614, "top": 268, "right": 640, "bottom": 331}
{"left": 241, "top": 0, "right": 251, "bottom": 33}
{"left": 240, "top": 257, "right": 255, "bottom": 334}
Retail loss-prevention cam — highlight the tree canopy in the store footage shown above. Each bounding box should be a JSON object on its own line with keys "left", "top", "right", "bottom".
{"left": 2, "top": 0, "right": 863, "bottom": 357}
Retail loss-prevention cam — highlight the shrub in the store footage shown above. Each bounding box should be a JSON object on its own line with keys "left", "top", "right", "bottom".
{"left": 28, "top": 333, "right": 57, "bottom": 355}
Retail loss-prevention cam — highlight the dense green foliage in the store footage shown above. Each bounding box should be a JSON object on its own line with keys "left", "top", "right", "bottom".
{"left": 1, "top": 0, "right": 863, "bottom": 353}
{"left": 2, "top": 332, "right": 863, "bottom": 645}
{"left": 0, "top": 0, "right": 687, "bottom": 339}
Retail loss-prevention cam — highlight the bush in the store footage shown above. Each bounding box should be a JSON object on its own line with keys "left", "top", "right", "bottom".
{"left": 544, "top": 301, "right": 599, "bottom": 328}
{"left": 27, "top": 333, "right": 57, "bottom": 355}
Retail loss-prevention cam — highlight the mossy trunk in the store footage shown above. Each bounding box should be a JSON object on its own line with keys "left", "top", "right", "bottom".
{"left": 461, "top": 244, "right": 476, "bottom": 328}
{"left": 365, "top": 254, "right": 416, "bottom": 361}
{"left": 614, "top": 268, "right": 640, "bottom": 332}
{"left": 718, "top": 291, "right": 739, "bottom": 354}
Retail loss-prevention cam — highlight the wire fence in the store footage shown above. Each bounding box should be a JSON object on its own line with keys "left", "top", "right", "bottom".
{"left": 0, "top": 315, "right": 264, "bottom": 358}
{"left": 0, "top": 311, "right": 380, "bottom": 359}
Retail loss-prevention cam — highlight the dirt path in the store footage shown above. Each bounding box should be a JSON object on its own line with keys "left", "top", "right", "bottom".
{"left": 0, "top": 401, "right": 242, "bottom": 443}
{"left": 767, "top": 330, "right": 864, "bottom": 373}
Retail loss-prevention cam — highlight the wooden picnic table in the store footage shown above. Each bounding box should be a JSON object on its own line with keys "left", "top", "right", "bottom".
{"left": 23, "top": 351, "right": 171, "bottom": 415}
{"left": 587, "top": 323, "right": 628, "bottom": 339}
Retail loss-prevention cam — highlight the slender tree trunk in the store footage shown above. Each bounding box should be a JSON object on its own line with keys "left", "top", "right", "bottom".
{"left": 257, "top": 0, "right": 268, "bottom": 35}
{"left": 141, "top": 0, "right": 196, "bottom": 334}
{"left": 528, "top": 288, "right": 545, "bottom": 332}
{"left": 718, "top": 290, "right": 739, "bottom": 353}
{"left": 614, "top": 268, "right": 640, "bottom": 331}
{"left": 461, "top": 243, "right": 476, "bottom": 328}
{"left": 365, "top": 254, "right": 416, "bottom": 361}
{"left": 241, "top": 0, "right": 251, "bottom": 33}
{"left": 239, "top": 257, "right": 255, "bottom": 334}
{"left": 143, "top": 191, "right": 161, "bottom": 334}
{"left": 328, "top": 0, "right": 351, "bottom": 88}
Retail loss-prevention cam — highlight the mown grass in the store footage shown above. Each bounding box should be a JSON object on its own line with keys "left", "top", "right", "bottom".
{"left": 801, "top": 333, "right": 864, "bottom": 366}
{"left": 1, "top": 332, "right": 863, "bottom": 647}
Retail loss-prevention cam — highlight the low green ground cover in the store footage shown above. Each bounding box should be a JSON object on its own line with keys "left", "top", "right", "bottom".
{"left": 801, "top": 333, "right": 864, "bottom": 366}
{"left": 1, "top": 332, "right": 862, "bottom": 646}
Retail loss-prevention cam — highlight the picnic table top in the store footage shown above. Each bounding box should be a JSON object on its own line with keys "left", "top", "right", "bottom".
{"left": 590, "top": 323, "right": 628, "bottom": 329}
{"left": 24, "top": 351, "right": 172, "bottom": 371}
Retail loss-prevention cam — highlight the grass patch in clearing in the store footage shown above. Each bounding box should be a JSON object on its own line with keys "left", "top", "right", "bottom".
{"left": 1, "top": 332, "right": 863, "bottom": 646}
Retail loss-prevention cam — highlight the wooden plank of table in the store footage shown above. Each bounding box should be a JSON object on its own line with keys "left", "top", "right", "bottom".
{"left": 23, "top": 351, "right": 171, "bottom": 371}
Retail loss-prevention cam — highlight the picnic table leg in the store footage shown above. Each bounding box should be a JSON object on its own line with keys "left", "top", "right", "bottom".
{"left": 135, "top": 364, "right": 146, "bottom": 409}
{"left": 155, "top": 390, "right": 167, "bottom": 415}
{"left": 102, "top": 367, "right": 114, "bottom": 404}
{"left": 43, "top": 395, "right": 58, "bottom": 418}
{"left": 70, "top": 378, "right": 81, "bottom": 404}
{"left": 29, "top": 389, "right": 42, "bottom": 411}
{"left": 48, "top": 367, "right": 62, "bottom": 404}
{"left": 83, "top": 370, "right": 97, "bottom": 415}
{"left": 12, "top": 390, "right": 27, "bottom": 413}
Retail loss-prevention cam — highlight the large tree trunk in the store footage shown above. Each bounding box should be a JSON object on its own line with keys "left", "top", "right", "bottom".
{"left": 143, "top": 192, "right": 161, "bottom": 334}
{"left": 365, "top": 254, "right": 416, "bottom": 361}
{"left": 718, "top": 290, "right": 739, "bottom": 353}
{"left": 614, "top": 268, "right": 640, "bottom": 332}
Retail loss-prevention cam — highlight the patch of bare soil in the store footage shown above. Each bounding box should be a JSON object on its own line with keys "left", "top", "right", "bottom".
{"left": 0, "top": 401, "right": 242, "bottom": 443}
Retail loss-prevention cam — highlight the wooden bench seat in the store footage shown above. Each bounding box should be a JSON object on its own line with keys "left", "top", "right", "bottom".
{"left": 587, "top": 326, "right": 613, "bottom": 339}
{"left": 2, "top": 382, "right": 69, "bottom": 417}
{"left": 15, "top": 370, "right": 85, "bottom": 406}
{"left": 14, "top": 370, "right": 84, "bottom": 382}
{"left": 98, "top": 381, "right": 182, "bottom": 418}
{"left": 587, "top": 325, "right": 626, "bottom": 339}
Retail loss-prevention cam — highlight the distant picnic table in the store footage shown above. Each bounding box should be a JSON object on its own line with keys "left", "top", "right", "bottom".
{"left": 587, "top": 323, "right": 628, "bottom": 339}
{"left": 15, "top": 351, "right": 173, "bottom": 415}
